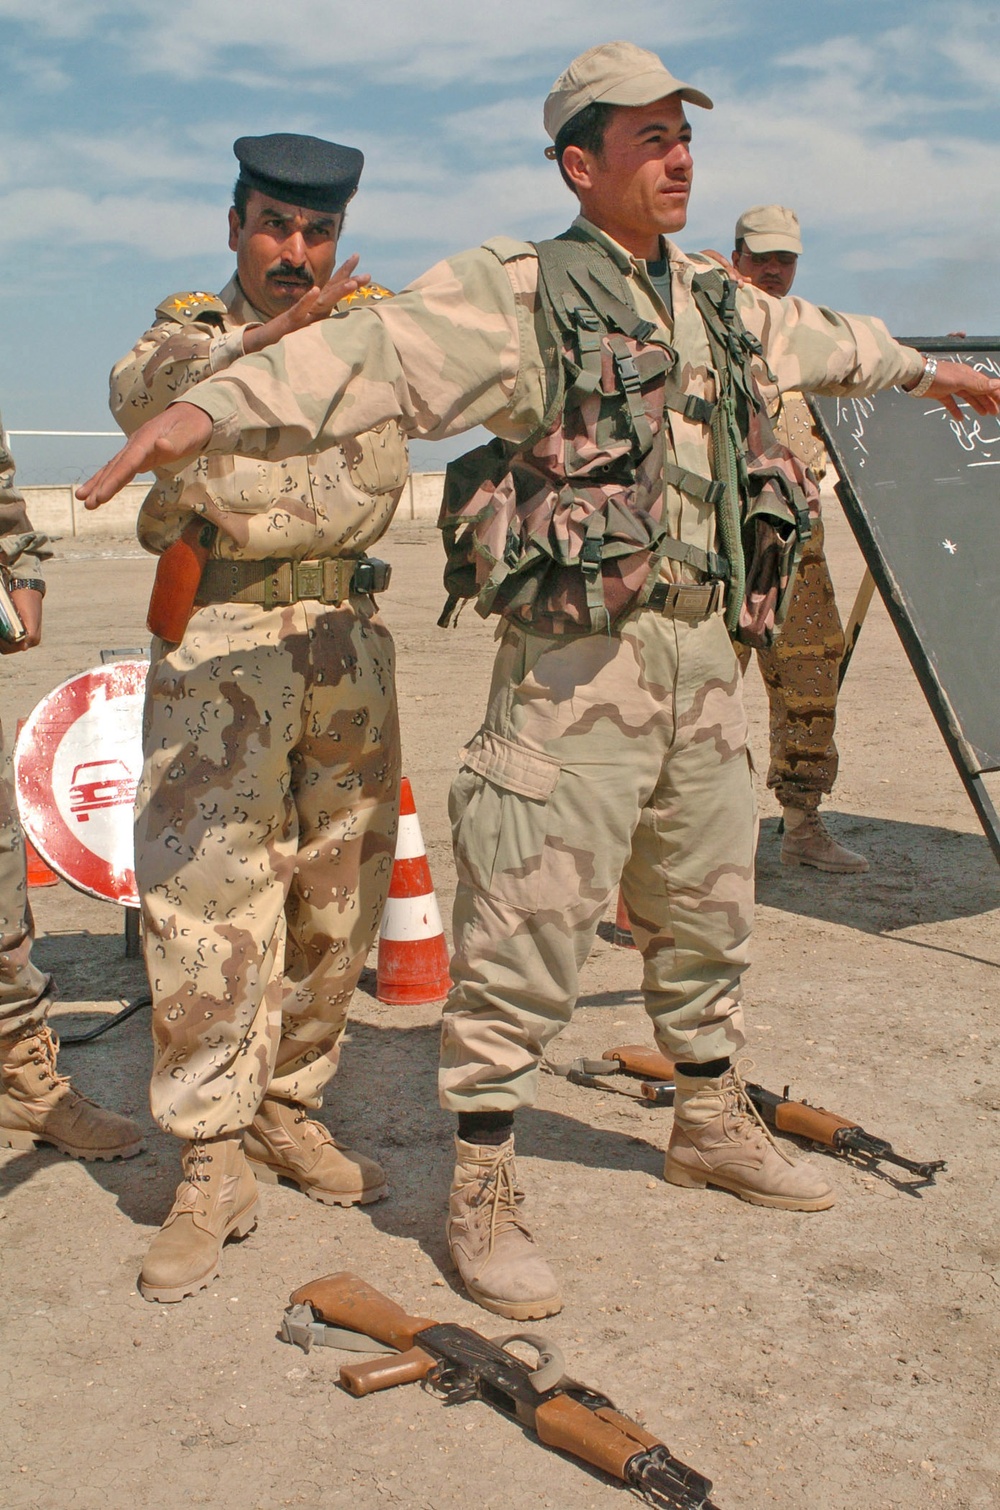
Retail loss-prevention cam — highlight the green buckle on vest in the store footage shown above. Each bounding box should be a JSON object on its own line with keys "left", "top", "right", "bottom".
{"left": 683, "top": 394, "right": 716, "bottom": 425}
{"left": 580, "top": 535, "right": 603, "bottom": 576}
{"left": 615, "top": 351, "right": 641, "bottom": 388}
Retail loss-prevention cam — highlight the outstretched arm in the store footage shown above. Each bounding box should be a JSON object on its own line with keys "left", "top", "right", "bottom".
{"left": 79, "top": 244, "right": 541, "bottom": 509}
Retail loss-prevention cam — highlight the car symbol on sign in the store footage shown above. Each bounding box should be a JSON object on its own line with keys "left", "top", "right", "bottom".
{"left": 68, "top": 758, "right": 137, "bottom": 821}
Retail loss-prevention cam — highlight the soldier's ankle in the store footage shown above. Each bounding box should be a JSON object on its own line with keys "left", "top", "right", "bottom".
{"left": 675, "top": 1057, "right": 731, "bottom": 1080}
{"left": 457, "top": 1110, "right": 515, "bottom": 1146}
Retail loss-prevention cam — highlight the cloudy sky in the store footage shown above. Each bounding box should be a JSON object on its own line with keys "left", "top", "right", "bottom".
{"left": 2, "top": 0, "right": 998, "bottom": 481}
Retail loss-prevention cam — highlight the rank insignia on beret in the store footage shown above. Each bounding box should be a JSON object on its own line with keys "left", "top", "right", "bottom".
{"left": 337, "top": 281, "right": 394, "bottom": 309}
{"left": 155, "top": 290, "right": 229, "bottom": 323}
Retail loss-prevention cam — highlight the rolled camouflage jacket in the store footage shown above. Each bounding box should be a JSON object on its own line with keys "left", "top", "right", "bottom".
{"left": 110, "top": 275, "right": 409, "bottom": 561}
{"left": 178, "top": 217, "right": 924, "bottom": 578}
{"left": 0, "top": 415, "right": 48, "bottom": 579}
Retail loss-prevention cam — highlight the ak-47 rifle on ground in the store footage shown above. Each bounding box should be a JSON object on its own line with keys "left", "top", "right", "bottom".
{"left": 600, "top": 1045, "right": 946, "bottom": 1184}
{"left": 281, "top": 1272, "right": 721, "bottom": 1510}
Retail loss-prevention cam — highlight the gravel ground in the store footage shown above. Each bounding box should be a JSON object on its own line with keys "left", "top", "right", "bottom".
{"left": 1, "top": 503, "right": 997, "bottom": 1510}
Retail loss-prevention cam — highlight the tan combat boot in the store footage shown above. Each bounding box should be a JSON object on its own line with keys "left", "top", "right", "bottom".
{"left": 0, "top": 1025, "right": 143, "bottom": 1160}
{"left": 665, "top": 1063, "right": 835, "bottom": 1211}
{"left": 243, "top": 1096, "right": 387, "bottom": 1205}
{"left": 140, "top": 1136, "right": 258, "bottom": 1303}
{"left": 447, "top": 1136, "right": 562, "bottom": 1320}
{"left": 780, "top": 808, "right": 869, "bottom": 873}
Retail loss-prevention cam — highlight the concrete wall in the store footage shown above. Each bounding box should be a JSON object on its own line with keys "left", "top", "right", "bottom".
{"left": 22, "top": 472, "right": 447, "bottom": 538}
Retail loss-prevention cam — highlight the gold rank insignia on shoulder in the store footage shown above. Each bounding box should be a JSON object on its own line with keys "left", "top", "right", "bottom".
{"left": 337, "top": 281, "right": 394, "bottom": 309}
{"left": 155, "top": 290, "right": 229, "bottom": 323}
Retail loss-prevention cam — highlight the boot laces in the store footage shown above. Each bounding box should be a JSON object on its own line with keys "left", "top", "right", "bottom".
{"left": 290, "top": 1104, "right": 332, "bottom": 1146}
{"left": 726, "top": 1060, "right": 796, "bottom": 1167}
{"left": 181, "top": 1141, "right": 216, "bottom": 1187}
{"left": 27, "top": 1028, "right": 74, "bottom": 1094}
{"left": 474, "top": 1145, "right": 532, "bottom": 1256}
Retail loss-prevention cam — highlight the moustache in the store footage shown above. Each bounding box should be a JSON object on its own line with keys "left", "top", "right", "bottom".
{"left": 266, "top": 264, "right": 315, "bottom": 286}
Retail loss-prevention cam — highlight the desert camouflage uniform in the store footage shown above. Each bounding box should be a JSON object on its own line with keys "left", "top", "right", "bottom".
{"left": 739, "top": 392, "right": 844, "bottom": 809}
{"left": 180, "top": 216, "right": 923, "bottom": 1111}
{"left": 0, "top": 415, "right": 51, "bottom": 1037}
{"left": 110, "top": 280, "right": 407, "bottom": 1140}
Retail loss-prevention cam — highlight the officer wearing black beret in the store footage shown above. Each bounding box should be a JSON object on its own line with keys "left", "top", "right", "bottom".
{"left": 233, "top": 132, "right": 364, "bottom": 214}
{"left": 107, "top": 134, "right": 407, "bottom": 1303}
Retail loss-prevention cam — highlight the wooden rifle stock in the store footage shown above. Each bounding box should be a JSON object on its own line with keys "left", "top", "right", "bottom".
{"left": 603, "top": 1044, "right": 676, "bottom": 1081}
{"left": 146, "top": 517, "right": 217, "bottom": 642}
{"left": 340, "top": 1345, "right": 437, "bottom": 1397}
{"left": 289, "top": 1272, "right": 436, "bottom": 1354}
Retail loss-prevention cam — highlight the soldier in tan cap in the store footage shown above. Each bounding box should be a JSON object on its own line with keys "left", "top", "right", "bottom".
{"left": 79, "top": 42, "right": 1000, "bottom": 1321}
{"left": 108, "top": 133, "right": 407, "bottom": 1302}
{"left": 732, "top": 205, "right": 868, "bottom": 872}
{"left": 0, "top": 417, "right": 144, "bottom": 1164}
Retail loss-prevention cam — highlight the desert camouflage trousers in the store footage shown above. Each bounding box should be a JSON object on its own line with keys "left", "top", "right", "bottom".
{"left": 136, "top": 596, "right": 400, "bottom": 1140}
{"left": 739, "top": 520, "right": 844, "bottom": 810}
{"left": 439, "top": 608, "right": 754, "bottom": 1112}
{"left": 0, "top": 715, "right": 51, "bottom": 1037}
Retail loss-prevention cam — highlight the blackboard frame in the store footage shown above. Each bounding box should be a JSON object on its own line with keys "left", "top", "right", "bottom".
{"left": 809, "top": 339, "right": 1000, "bottom": 867}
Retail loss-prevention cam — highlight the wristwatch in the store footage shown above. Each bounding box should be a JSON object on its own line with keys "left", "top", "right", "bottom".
{"left": 6, "top": 577, "right": 46, "bottom": 597}
{"left": 905, "top": 356, "right": 938, "bottom": 398}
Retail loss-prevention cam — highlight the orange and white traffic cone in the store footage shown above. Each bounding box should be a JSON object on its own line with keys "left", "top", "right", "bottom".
{"left": 24, "top": 835, "right": 59, "bottom": 888}
{"left": 376, "top": 777, "right": 451, "bottom": 1005}
{"left": 612, "top": 886, "right": 636, "bottom": 949}
{"left": 15, "top": 720, "right": 58, "bottom": 886}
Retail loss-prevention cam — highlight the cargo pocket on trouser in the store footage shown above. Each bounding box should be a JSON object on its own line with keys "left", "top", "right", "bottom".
{"left": 449, "top": 728, "right": 561, "bottom": 915}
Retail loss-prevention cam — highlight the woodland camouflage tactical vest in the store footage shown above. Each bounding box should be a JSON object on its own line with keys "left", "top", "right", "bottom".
{"left": 438, "top": 227, "right": 817, "bottom": 646}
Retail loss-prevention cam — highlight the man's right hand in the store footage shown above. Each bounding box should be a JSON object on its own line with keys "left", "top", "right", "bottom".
{"left": 242, "top": 253, "right": 370, "bottom": 355}
{"left": 76, "top": 403, "right": 214, "bottom": 509}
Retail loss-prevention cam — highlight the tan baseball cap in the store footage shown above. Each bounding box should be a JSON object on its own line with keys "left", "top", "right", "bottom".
{"left": 735, "top": 204, "right": 803, "bottom": 255}
{"left": 543, "top": 41, "right": 713, "bottom": 142}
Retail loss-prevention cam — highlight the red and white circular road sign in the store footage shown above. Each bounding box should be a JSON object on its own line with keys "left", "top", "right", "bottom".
{"left": 14, "top": 660, "right": 147, "bottom": 906}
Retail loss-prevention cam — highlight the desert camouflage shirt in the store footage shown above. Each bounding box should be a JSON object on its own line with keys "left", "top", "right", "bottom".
{"left": 180, "top": 217, "right": 923, "bottom": 578}
{"left": 110, "top": 276, "right": 409, "bottom": 559}
{"left": 0, "top": 413, "right": 47, "bottom": 578}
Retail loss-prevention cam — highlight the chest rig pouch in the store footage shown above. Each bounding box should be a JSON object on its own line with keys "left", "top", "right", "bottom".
{"left": 438, "top": 229, "right": 815, "bottom": 646}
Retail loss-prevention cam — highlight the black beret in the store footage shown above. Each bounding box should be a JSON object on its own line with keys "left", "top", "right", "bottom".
{"left": 233, "top": 133, "right": 364, "bottom": 213}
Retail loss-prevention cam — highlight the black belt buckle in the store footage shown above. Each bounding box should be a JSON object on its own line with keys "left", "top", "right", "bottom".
{"left": 353, "top": 558, "right": 391, "bottom": 595}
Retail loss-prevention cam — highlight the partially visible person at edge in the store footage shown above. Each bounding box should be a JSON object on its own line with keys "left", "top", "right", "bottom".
{"left": 108, "top": 133, "right": 408, "bottom": 1303}
{"left": 731, "top": 204, "right": 868, "bottom": 873}
{"left": 78, "top": 43, "right": 1000, "bottom": 1323}
{"left": 0, "top": 417, "right": 143, "bottom": 1161}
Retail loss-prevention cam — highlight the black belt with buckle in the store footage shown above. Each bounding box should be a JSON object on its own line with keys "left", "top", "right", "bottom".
{"left": 196, "top": 555, "right": 391, "bottom": 609}
{"left": 646, "top": 580, "right": 724, "bottom": 622}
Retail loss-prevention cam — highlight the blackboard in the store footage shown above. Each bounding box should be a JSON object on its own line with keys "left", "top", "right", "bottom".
{"left": 809, "top": 338, "right": 1000, "bottom": 865}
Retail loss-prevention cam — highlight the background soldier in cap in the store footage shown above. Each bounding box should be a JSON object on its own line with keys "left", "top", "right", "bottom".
{"left": 0, "top": 418, "right": 143, "bottom": 1161}
{"left": 732, "top": 206, "right": 867, "bottom": 872}
{"left": 109, "top": 133, "right": 408, "bottom": 1302}
{"left": 80, "top": 44, "right": 1000, "bottom": 1320}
